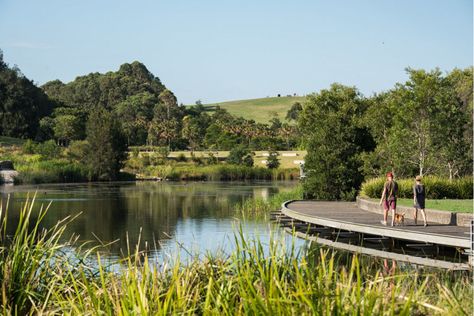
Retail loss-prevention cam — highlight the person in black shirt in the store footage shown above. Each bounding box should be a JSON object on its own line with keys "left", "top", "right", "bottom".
{"left": 413, "top": 175, "right": 427, "bottom": 226}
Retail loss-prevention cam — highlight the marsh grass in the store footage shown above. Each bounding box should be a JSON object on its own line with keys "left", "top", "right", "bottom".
{"left": 0, "top": 194, "right": 472, "bottom": 315}
{"left": 238, "top": 185, "right": 304, "bottom": 218}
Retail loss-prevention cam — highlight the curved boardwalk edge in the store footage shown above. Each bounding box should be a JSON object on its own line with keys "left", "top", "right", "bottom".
{"left": 284, "top": 228, "right": 470, "bottom": 270}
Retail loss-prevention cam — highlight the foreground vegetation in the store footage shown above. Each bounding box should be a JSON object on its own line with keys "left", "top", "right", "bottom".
{"left": 0, "top": 195, "right": 471, "bottom": 315}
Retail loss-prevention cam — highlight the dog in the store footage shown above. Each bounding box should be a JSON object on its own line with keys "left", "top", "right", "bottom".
{"left": 393, "top": 213, "right": 405, "bottom": 226}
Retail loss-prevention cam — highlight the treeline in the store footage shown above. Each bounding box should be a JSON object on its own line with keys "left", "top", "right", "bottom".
{"left": 1, "top": 49, "right": 471, "bottom": 189}
{"left": 0, "top": 50, "right": 301, "bottom": 152}
{"left": 300, "top": 68, "right": 473, "bottom": 199}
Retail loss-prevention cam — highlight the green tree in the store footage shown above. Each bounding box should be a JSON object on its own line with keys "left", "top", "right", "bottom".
{"left": 53, "top": 114, "right": 82, "bottom": 146}
{"left": 299, "top": 84, "right": 374, "bottom": 200}
{"left": 286, "top": 102, "right": 303, "bottom": 121}
{"left": 266, "top": 151, "right": 280, "bottom": 169}
{"left": 227, "top": 145, "right": 253, "bottom": 166}
{"left": 0, "top": 50, "right": 53, "bottom": 138}
{"left": 363, "top": 68, "right": 472, "bottom": 179}
{"left": 85, "top": 108, "right": 127, "bottom": 180}
{"left": 115, "top": 92, "right": 156, "bottom": 145}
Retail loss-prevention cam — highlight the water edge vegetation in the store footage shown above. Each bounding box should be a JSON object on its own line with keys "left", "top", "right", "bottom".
{"left": 0, "top": 195, "right": 471, "bottom": 314}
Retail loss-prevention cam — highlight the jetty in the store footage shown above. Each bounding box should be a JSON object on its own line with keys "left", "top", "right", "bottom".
{"left": 276, "top": 200, "right": 473, "bottom": 270}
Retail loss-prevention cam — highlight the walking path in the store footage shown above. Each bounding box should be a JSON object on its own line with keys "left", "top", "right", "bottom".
{"left": 281, "top": 200, "right": 471, "bottom": 249}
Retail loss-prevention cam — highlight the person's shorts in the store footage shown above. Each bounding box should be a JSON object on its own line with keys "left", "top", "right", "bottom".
{"left": 383, "top": 199, "right": 396, "bottom": 211}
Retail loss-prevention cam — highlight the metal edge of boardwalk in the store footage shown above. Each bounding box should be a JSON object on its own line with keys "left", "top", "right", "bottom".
{"left": 281, "top": 200, "right": 470, "bottom": 249}
{"left": 283, "top": 227, "right": 471, "bottom": 270}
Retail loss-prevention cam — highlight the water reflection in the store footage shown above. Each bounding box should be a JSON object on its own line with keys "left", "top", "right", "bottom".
{"left": 0, "top": 181, "right": 295, "bottom": 259}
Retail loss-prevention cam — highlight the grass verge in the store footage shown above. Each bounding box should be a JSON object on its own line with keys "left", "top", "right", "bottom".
{"left": 396, "top": 198, "right": 473, "bottom": 213}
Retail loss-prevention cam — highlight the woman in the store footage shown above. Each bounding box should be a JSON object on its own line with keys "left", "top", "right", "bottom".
{"left": 379, "top": 172, "right": 398, "bottom": 226}
{"left": 413, "top": 175, "right": 427, "bottom": 226}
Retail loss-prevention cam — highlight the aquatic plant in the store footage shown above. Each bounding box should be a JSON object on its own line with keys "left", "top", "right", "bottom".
{"left": 0, "top": 195, "right": 471, "bottom": 314}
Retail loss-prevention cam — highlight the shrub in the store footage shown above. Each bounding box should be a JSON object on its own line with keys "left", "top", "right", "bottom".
{"left": 206, "top": 152, "right": 219, "bottom": 165}
{"left": 191, "top": 152, "right": 204, "bottom": 165}
{"left": 242, "top": 153, "right": 254, "bottom": 167}
{"left": 266, "top": 151, "right": 280, "bottom": 169}
{"left": 66, "top": 140, "right": 89, "bottom": 163}
{"left": 36, "top": 140, "right": 61, "bottom": 159}
{"left": 360, "top": 176, "right": 473, "bottom": 199}
{"left": 227, "top": 145, "right": 253, "bottom": 166}
{"left": 22, "top": 140, "right": 37, "bottom": 154}
{"left": 176, "top": 153, "right": 187, "bottom": 162}
{"left": 141, "top": 154, "right": 151, "bottom": 167}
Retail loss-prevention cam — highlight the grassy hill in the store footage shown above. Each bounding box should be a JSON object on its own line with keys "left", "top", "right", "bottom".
{"left": 192, "top": 96, "right": 306, "bottom": 123}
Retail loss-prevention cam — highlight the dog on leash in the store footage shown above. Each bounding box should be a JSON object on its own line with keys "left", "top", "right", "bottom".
{"left": 393, "top": 212, "right": 405, "bottom": 226}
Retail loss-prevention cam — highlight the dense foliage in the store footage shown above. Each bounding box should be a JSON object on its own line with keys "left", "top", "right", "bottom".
{"left": 0, "top": 50, "right": 53, "bottom": 138}
{"left": 362, "top": 68, "right": 473, "bottom": 179}
{"left": 0, "top": 51, "right": 471, "bottom": 190}
{"left": 0, "top": 54, "right": 300, "bottom": 151}
{"left": 300, "top": 68, "right": 473, "bottom": 199}
{"left": 299, "top": 84, "right": 375, "bottom": 200}
{"left": 360, "top": 176, "right": 473, "bottom": 200}
{"left": 85, "top": 107, "right": 128, "bottom": 180}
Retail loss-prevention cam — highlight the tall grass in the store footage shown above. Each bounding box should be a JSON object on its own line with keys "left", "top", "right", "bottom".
{"left": 139, "top": 164, "right": 300, "bottom": 181}
{"left": 239, "top": 185, "right": 304, "bottom": 217}
{"left": 360, "top": 176, "right": 473, "bottom": 199}
{"left": 14, "top": 160, "right": 90, "bottom": 184}
{"left": 0, "top": 195, "right": 472, "bottom": 314}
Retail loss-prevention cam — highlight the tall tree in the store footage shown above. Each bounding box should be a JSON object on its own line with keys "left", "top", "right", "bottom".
{"left": 85, "top": 108, "right": 127, "bottom": 180}
{"left": 364, "top": 68, "right": 472, "bottom": 178}
{"left": 299, "top": 84, "right": 374, "bottom": 200}
{"left": 0, "top": 50, "right": 53, "bottom": 138}
{"left": 286, "top": 102, "right": 303, "bottom": 121}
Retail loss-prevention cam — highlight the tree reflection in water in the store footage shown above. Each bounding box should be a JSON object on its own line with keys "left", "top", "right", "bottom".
{"left": 1, "top": 181, "right": 296, "bottom": 259}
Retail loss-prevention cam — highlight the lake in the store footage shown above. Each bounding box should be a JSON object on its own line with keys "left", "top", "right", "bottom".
{"left": 0, "top": 181, "right": 299, "bottom": 260}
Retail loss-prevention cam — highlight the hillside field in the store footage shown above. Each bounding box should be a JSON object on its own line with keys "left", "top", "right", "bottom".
{"left": 192, "top": 96, "right": 307, "bottom": 123}
{"left": 0, "top": 136, "right": 25, "bottom": 147}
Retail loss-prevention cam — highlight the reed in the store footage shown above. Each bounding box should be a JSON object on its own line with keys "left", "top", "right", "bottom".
{"left": 0, "top": 196, "right": 471, "bottom": 315}
{"left": 238, "top": 185, "right": 304, "bottom": 217}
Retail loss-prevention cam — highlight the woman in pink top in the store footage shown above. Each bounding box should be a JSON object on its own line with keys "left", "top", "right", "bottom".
{"left": 379, "top": 172, "right": 398, "bottom": 226}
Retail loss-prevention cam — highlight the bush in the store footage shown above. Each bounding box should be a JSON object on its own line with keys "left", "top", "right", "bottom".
{"left": 266, "top": 151, "right": 280, "bottom": 169}
{"left": 227, "top": 145, "right": 253, "bottom": 166}
{"left": 242, "top": 154, "right": 254, "bottom": 167}
{"left": 22, "top": 140, "right": 37, "bottom": 154}
{"left": 360, "top": 176, "right": 473, "bottom": 199}
{"left": 35, "top": 140, "right": 61, "bottom": 159}
{"left": 176, "top": 153, "right": 187, "bottom": 162}
{"left": 66, "top": 140, "right": 89, "bottom": 163}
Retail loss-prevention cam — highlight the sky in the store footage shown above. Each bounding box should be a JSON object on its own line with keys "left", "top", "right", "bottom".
{"left": 0, "top": 0, "right": 472, "bottom": 104}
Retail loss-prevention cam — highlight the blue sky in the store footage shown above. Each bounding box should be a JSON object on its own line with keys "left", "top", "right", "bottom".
{"left": 0, "top": 0, "right": 472, "bottom": 104}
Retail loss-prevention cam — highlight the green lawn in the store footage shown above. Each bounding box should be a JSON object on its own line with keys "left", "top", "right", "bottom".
{"left": 143, "top": 150, "right": 306, "bottom": 169}
{"left": 0, "top": 136, "right": 25, "bottom": 147}
{"left": 188, "top": 96, "right": 307, "bottom": 123}
{"left": 396, "top": 198, "right": 473, "bottom": 213}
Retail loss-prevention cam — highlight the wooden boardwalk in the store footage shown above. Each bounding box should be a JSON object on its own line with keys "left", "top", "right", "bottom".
{"left": 282, "top": 201, "right": 471, "bottom": 249}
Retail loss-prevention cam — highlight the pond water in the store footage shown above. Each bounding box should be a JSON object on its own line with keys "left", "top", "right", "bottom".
{"left": 0, "top": 181, "right": 300, "bottom": 260}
